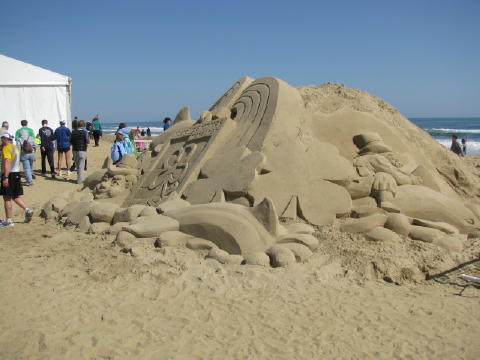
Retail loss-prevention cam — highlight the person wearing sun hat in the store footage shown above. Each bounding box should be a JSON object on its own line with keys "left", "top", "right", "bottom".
{"left": 111, "top": 130, "right": 127, "bottom": 165}
{"left": 0, "top": 132, "right": 33, "bottom": 227}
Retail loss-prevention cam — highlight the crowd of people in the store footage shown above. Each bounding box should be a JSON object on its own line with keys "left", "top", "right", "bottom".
{"left": 134, "top": 126, "right": 152, "bottom": 137}
{"left": 109, "top": 117, "right": 173, "bottom": 165}
{"left": 0, "top": 116, "right": 103, "bottom": 184}
{"left": 0, "top": 116, "right": 102, "bottom": 227}
{"left": 110, "top": 123, "right": 152, "bottom": 164}
{"left": 0, "top": 115, "right": 168, "bottom": 228}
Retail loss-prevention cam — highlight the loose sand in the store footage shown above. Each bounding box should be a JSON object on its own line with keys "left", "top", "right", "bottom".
{"left": 1, "top": 140, "right": 479, "bottom": 359}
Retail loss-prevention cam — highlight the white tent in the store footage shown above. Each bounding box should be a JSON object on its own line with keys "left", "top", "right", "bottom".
{"left": 0, "top": 54, "right": 72, "bottom": 135}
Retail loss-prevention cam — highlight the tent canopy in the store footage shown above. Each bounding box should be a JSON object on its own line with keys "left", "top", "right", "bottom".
{"left": 0, "top": 54, "right": 72, "bottom": 134}
{"left": 0, "top": 54, "right": 70, "bottom": 86}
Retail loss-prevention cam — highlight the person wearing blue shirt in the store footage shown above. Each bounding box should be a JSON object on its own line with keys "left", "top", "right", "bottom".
{"left": 163, "top": 117, "right": 171, "bottom": 131}
{"left": 54, "top": 121, "right": 72, "bottom": 176}
{"left": 111, "top": 131, "right": 126, "bottom": 165}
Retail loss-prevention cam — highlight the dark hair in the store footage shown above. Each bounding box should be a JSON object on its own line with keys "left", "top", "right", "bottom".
{"left": 118, "top": 122, "right": 126, "bottom": 129}
{"left": 163, "top": 117, "right": 171, "bottom": 123}
{"left": 78, "top": 120, "right": 85, "bottom": 128}
{"left": 41, "top": 119, "right": 48, "bottom": 125}
{"left": 452, "top": 135, "right": 458, "bottom": 139}
{"left": 21, "top": 120, "right": 28, "bottom": 126}
{"left": 72, "top": 120, "right": 78, "bottom": 129}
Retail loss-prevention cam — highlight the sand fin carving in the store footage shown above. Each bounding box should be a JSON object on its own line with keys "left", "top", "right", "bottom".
{"left": 280, "top": 195, "right": 297, "bottom": 220}
{"left": 247, "top": 197, "right": 281, "bottom": 237}
{"left": 174, "top": 106, "right": 192, "bottom": 123}
{"left": 211, "top": 190, "right": 225, "bottom": 203}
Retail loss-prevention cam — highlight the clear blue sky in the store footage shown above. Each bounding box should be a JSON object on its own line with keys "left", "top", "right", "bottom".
{"left": 1, "top": 0, "right": 479, "bottom": 122}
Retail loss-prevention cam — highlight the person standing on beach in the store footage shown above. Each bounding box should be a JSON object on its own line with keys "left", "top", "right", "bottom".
{"left": 69, "top": 119, "right": 88, "bottom": 173}
{"left": 0, "top": 122, "right": 9, "bottom": 179}
{"left": 13, "top": 120, "right": 36, "bottom": 183}
{"left": 461, "top": 138, "right": 467, "bottom": 155}
{"left": 38, "top": 120, "right": 57, "bottom": 178}
{"left": 54, "top": 120, "right": 72, "bottom": 177}
{"left": 450, "top": 135, "right": 463, "bottom": 156}
{"left": 70, "top": 120, "right": 89, "bottom": 184}
{"left": 14, "top": 120, "right": 35, "bottom": 140}
{"left": 86, "top": 120, "right": 93, "bottom": 140}
{"left": 91, "top": 115, "right": 103, "bottom": 147}
{"left": 146, "top": 127, "right": 151, "bottom": 137}
{"left": 163, "top": 117, "right": 171, "bottom": 131}
{"left": 15, "top": 129, "right": 36, "bottom": 186}
{"left": 0, "top": 132, "right": 33, "bottom": 227}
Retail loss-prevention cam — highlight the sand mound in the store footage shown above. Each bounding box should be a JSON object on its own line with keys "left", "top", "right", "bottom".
{"left": 299, "top": 82, "right": 398, "bottom": 114}
{"left": 42, "top": 76, "right": 480, "bottom": 281}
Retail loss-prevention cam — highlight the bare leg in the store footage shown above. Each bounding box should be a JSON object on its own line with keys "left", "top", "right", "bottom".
{"left": 65, "top": 150, "right": 71, "bottom": 171}
{"left": 3, "top": 196, "right": 13, "bottom": 219}
{"left": 57, "top": 152, "right": 63, "bottom": 172}
{"left": 13, "top": 197, "right": 27, "bottom": 211}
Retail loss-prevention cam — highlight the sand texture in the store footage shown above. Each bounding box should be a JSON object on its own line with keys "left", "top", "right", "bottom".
{"left": 1, "top": 219, "right": 480, "bottom": 360}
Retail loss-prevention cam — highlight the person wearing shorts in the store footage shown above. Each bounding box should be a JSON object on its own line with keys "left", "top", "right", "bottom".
{"left": 54, "top": 120, "right": 72, "bottom": 177}
{"left": 0, "top": 132, "right": 33, "bottom": 227}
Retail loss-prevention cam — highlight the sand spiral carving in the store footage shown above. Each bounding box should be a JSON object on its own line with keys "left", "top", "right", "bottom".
{"left": 230, "top": 77, "right": 278, "bottom": 151}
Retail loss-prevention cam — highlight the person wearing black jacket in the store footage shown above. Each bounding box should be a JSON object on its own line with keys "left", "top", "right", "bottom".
{"left": 70, "top": 120, "right": 89, "bottom": 184}
{"left": 69, "top": 120, "right": 88, "bottom": 173}
{"left": 38, "top": 119, "right": 57, "bottom": 178}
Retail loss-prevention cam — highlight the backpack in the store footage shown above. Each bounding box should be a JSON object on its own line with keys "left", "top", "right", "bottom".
{"left": 22, "top": 137, "right": 33, "bottom": 153}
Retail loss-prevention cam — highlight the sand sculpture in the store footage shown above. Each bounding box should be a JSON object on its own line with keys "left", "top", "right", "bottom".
{"left": 42, "top": 76, "right": 480, "bottom": 272}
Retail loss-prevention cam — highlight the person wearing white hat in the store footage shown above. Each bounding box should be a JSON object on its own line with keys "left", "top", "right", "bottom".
{"left": 0, "top": 132, "right": 33, "bottom": 227}
{"left": 0, "top": 121, "right": 8, "bottom": 136}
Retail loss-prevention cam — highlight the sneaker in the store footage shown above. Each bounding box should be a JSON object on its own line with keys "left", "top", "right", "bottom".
{"left": 0, "top": 219, "right": 14, "bottom": 228}
{"left": 52, "top": 173, "right": 56, "bottom": 179}
{"left": 32, "top": 174, "right": 36, "bottom": 179}
{"left": 24, "top": 209, "right": 33, "bottom": 223}
{"left": 67, "top": 170, "right": 72, "bottom": 177}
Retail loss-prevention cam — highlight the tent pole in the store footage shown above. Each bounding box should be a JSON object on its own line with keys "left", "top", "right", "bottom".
{"left": 67, "top": 78, "right": 72, "bottom": 129}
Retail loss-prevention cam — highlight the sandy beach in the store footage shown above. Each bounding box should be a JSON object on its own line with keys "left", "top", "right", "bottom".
{"left": 0, "top": 139, "right": 479, "bottom": 359}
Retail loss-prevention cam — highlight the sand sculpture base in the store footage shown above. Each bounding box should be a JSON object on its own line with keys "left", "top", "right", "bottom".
{"left": 41, "top": 76, "right": 480, "bottom": 277}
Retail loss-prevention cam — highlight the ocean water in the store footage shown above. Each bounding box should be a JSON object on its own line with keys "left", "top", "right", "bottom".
{"left": 102, "top": 121, "right": 165, "bottom": 136}
{"left": 409, "top": 117, "right": 480, "bottom": 154}
{"left": 103, "top": 117, "right": 480, "bottom": 154}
